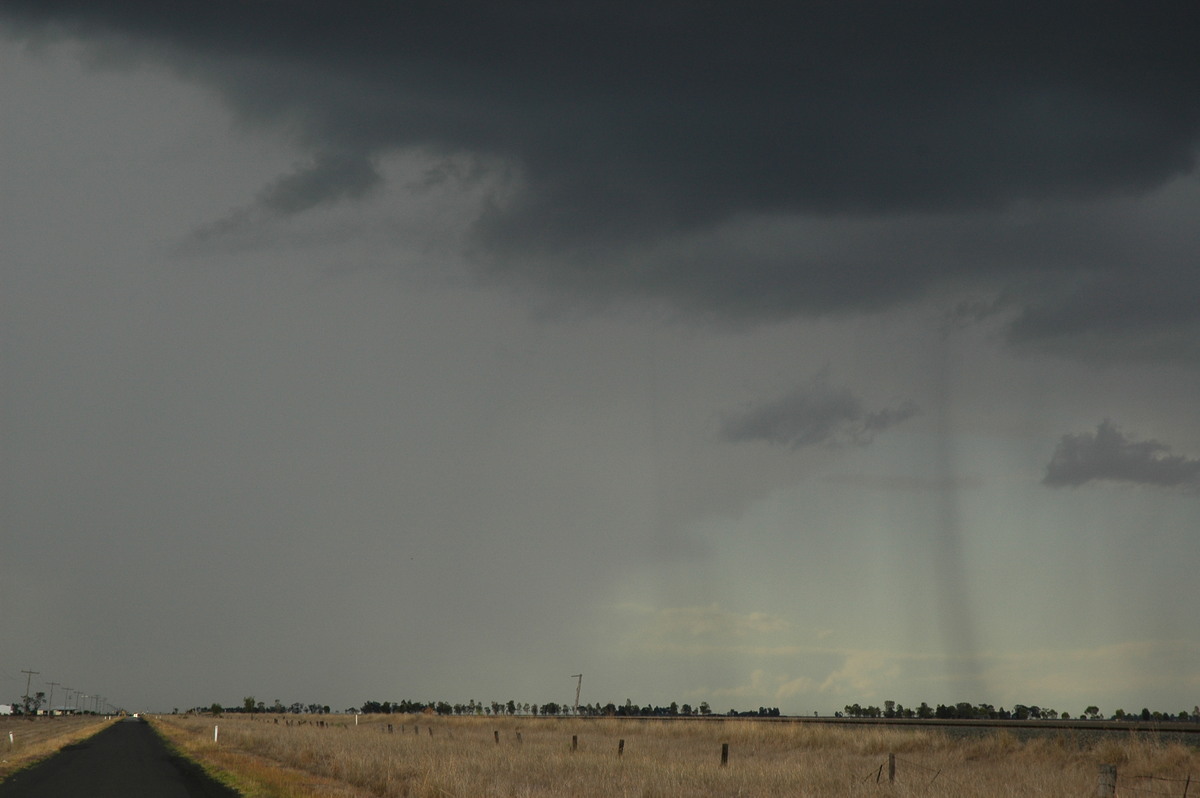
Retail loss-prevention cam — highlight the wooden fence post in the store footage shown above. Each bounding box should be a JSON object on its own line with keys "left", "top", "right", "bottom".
{"left": 571, "top": 735, "right": 578, "bottom": 752}
{"left": 618, "top": 739, "right": 625, "bottom": 757}
{"left": 1096, "top": 764, "right": 1117, "bottom": 797}
{"left": 494, "top": 730, "right": 500, "bottom": 744}
{"left": 721, "top": 743, "right": 729, "bottom": 767}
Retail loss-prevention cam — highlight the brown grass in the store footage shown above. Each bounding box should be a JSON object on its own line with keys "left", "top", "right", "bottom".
{"left": 150, "top": 713, "right": 1200, "bottom": 798}
{"left": 0, "top": 715, "right": 119, "bottom": 780}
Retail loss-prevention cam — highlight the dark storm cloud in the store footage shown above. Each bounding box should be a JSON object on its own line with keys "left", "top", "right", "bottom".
{"left": 1044, "top": 420, "right": 1200, "bottom": 489}
{"left": 720, "top": 372, "right": 917, "bottom": 449}
{"left": 4, "top": 1, "right": 1200, "bottom": 350}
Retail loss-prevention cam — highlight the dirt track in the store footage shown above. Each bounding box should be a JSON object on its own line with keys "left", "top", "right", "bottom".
{"left": 0, "top": 718, "right": 239, "bottom": 797}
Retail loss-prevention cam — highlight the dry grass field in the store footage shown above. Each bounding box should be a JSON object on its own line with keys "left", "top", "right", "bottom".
{"left": 150, "top": 713, "right": 1199, "bottom": 798}
{"left": 0, "top": 715, "right": 118, "bottom": 780}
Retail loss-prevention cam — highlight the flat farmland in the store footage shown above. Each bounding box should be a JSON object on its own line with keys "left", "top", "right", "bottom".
{"left": 151, "top": 713, "right": 1200, "bottom": 797}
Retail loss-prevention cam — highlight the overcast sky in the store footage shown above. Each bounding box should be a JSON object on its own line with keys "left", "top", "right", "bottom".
{"left": 2, "top": 2, "right": 1198, "bottom": 717}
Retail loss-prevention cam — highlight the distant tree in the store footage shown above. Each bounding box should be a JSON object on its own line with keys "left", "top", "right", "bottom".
{"left": 699, "top": 701, "right": 712, "bottom": 716}
{"left": 210, "top": 703, "right": 224, "bottom": 717}
{"left": 20, "top": 691, "right": 45, "bottom": 718}
{"left": 1085, "top": 706, "right": 1101, "bottom": 720}
{"left": 883, "top": 700, "right": 896, "bottom": 719}
{"left": 917, "top": 702, "right": 934, "bottom": 719}
{"left": 542, "top": 701, "right": 560, "bottom": 715}
{"left": 1113, "top": 709, "right": 1126, "bottom": 720}
{"left": 1141, "top": 708, "right": 1152, "bottom": 721}
{"left": 244, "top": 696, "right": 257, "bottom": 714}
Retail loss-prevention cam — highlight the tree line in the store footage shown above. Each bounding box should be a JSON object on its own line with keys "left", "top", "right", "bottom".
{"left": 196, "top": 697, "right": 782, "bottom": 718}
{"left": 839, "top": 700, "right": 1200, "bottom": 723}
{"left": 192, "top": 695, "right": 1197, "bottom": 723}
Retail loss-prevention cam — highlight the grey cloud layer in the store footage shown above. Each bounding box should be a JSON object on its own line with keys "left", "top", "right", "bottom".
{"left": 4, "top": 2, "right": 1199, "bottom": 353}
{"left": 720, "top": 373, "right": 918, "bottom": 449}
{"left": 1044, "top": 420, "right": 1200, "bottom": 489}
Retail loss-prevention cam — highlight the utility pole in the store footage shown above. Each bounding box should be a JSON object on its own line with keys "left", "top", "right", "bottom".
{"left": 570, "top": 674, "right": 583, "bottom": 715}
{"left": 46, "top": 682, "right": 60, "bottom": 715}
{"left": 63, "top": 688, "right": 73, "bottom": 715}
{"left": 21, "top": 670, "right": 39, "bottom": 715}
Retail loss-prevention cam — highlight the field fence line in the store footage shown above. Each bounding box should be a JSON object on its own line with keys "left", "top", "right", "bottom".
{"left": 893, "top": 755, "right": 965, "bottom": 789}
{"left": 1118, "top": 772, "right": 1194, "bottom": 798}
{"left": 1119, "top": 784, "right": 1182, "bottom": 797}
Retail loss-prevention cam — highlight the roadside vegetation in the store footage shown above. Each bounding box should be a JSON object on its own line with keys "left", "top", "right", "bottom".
{"left": 0, "top": 715, "right": 118, "bottom": 781}
{"left": 151, "top": 712, "right": 1199, "bottom": 798}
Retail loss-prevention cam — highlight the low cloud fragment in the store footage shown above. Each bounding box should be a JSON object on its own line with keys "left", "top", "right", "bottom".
{"left": 720, "top": 374, "right": 917, "bottom": 450}
{"left": 257, "top": 151, "right": 380, "bottom": 215}
{"left": 1043, "top": 420, "right": 1200, "bottom": 489}
{"left": 180, "top": 151, "right": 382, "bottom": 250}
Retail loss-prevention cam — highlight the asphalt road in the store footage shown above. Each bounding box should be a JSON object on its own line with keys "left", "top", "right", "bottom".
{"left": 0, "top": 718, "right": 240, "bottom": 797}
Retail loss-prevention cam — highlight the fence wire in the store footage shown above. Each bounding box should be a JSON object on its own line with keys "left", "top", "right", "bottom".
{"left": 1119, "top": 772, "right": 1194, "bottom": 798}
{"left": 856, "top": 754, "right": 1193, "bottom": 797}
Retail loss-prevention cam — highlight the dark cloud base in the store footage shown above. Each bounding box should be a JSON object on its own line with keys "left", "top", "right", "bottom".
{"left": 4, "top": 2, "right": 1200, "bottom": 356}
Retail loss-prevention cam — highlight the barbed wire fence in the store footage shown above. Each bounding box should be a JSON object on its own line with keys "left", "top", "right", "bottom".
{"left": 855, "top": 754, "right": 1193, "bottom": 797}
{"left": 1117, "top": 771, "right": 1193, "bottom": 798}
